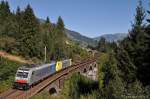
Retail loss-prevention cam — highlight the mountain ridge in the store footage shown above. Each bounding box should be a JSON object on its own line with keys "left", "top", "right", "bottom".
{"left": 93, "top": 33, "right": 128, "bottom": 42}
{"left": 65, "top": 29, "right": 97, "bottom": 46}
{"left": 65, "top": 29, "right": 128, "bottom": 46}
{"left": 38, "top": 19, "right": 127, "bottom": 46}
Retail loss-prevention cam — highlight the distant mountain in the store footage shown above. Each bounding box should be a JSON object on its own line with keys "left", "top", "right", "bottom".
{"left": 38, "top": 18, "right": 127, "bottom": 46}
{"left": 38, "top": 18, "right": 45, "bottom": 24}
{"left": 38, "top": 18, "right": 96, "bottom": 47}
{"left": 65, "top": 29, "right": 97, "bottom": 47}
{"left": 94, "top": 33, "right": 128, "bottom": 42}
{"left": 66, "top": 30, "right": 128, "bottom": 47}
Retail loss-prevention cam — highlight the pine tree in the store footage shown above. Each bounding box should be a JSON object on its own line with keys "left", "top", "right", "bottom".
{"left": 0, "top": 1, "right": 10, "bottom": 19}
{"left": 19, "top": 4, "right": 43, "bottom": 58}
{"left": 0, "top": 1, "right": 11, "bottom": 36}
{"left": 55, "top": 16, "right": 66, "bottom": 60}
{"left": 110, "top": 1, "right": 149, "bottom": 92}
{"left": 132, "top": 1, "right": 148, "bottom": 85}
{"left": 15, "top": 6, "right": 22, "bottom": 39}
{"left": 57, "top": 16, "right": 65, "bottom": 31}
{"left": 129, "top": 0, "right": 145, "bottom": 42}
{"left": 101, "top": 53, "right": 125, "bottom": 98}
{"left": 115, "top": 46, "right": 136, "bottom": 84}
{"left": 46, "top": 16, "right": 50, "bottom": 24}
{"left": 41, "top": 17, "right": 54, "bottom": 61}
{"left": 139, "top": 9, "right": 150, "bottom": 85}
{"left": 127, "top": 0, "right": 145, "bottom": 64}
{"left": 97, "top": 37, "right": 107, "bottom": 52}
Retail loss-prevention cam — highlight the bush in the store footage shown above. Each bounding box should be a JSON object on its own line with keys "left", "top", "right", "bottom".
{"left": 62, "top": 73, "right": 99, "bottom": 99}
{"left": 0, "top": 57, "right": 21, "bottom": 93}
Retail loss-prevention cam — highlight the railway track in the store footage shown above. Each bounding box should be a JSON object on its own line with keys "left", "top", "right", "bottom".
{"left": 0, "top": 89, "right": 24, "bottom": 99}
{"left": 0, "top": 58, "right": 97, "bottom": 99}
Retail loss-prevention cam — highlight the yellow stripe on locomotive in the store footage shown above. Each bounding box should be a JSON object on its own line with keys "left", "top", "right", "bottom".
{"left": 56, "top": 61, "right": 62, "bottom": 71}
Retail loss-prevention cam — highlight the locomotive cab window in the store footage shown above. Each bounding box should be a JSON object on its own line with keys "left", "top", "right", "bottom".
{"left": 17, "top": 72, "right": 28, "bottom": 78}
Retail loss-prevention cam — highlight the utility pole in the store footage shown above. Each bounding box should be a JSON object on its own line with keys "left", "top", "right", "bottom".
{"left": 44, "top": 46, "right": 46, "bottom": 63}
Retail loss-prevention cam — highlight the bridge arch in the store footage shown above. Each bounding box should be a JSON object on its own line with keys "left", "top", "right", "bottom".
{"left": 83, "top": 68, "right": 87, "bottom": 73}
{"left": 49, "top": 87, "right": 57, "bottom": 95}
{"left": 77, "top": 71, "right": 81, "bottom": 74}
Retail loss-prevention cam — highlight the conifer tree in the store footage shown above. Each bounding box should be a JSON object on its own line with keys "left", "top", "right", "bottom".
{"left": 57, "top": 16, "right": 65, "bottom": 31}
{"left": 55, "top": 16, "right": 66, "bottom": 60}
{"left": 0, "top": 1, "right": 11, "bottom": 36}
{"left": 105, "top": 2, "right": 149, "bottom": 93}
{"left": 15, "top": 6, "right": 22, "bottom": 38}
{"left": 19, "top": 4, "right": 43, "bottom": 58}
{"left": 115, "top": 46, "right": 136, "bottom": 84}
{"left": 139, "top": 9, "right": 150, "bottom": 85}
{"left": 46, "top": 16, "right": 50, "bottom": 24}
{"left": 131, "top": 1, "right": 147, "bottom": 85}
{"left": 41, "top": 16, "right": 54, "bottom": 61}
{"left": 97, "top": 37, "right": 107, "bottom": 52}
{"left": 0, "top": 1, "right": 10, "bottom": 19}
{"left": 101, "top": 53, "right": 125, "bottom": 98}
{"left": 129, "top": 0, "right": 145, "bottom": 42}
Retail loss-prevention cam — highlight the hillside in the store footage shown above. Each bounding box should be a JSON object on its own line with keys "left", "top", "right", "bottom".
{"left": 0, "top": 51, "right": 33, "bottom": 64}
{"left": 38, "top": 19, "right": 97, "bottom": 47}
{"left": 39, "top": 19, "right": 127, "bottom": 46}
{"left": 65, "top": 29, "right": 97, "bottom": 47}
{"left": 65, "top": 29, "right": 127, "bottom": 46}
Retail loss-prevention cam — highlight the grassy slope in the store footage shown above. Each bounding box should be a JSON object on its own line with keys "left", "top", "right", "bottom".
{"left": 0, "top": 51, "right": 34, "bottom": 64}
{"left": 0, "top": 57, "right": 21, "bottom": 93}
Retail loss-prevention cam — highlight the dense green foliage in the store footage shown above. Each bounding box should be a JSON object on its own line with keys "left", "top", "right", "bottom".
{"left": 120, "top": 0, "right": 150, "bottom": 86}
{"left": 0, "top": 1, "right": 69, "bottom": 61}
{"left": 31, "top": 1, "right": 150, "bottom": 98}
{"left": 60, "top": 1, "right": 150, "bottom": 99}
{"left": 0, "top": 57, "right": 21, "bottom": 93}
{"left": 96, "top": 37, "right": 116, "bottom": 52}
{"left": 0, "top": 0, "right": 90, "bottom": 94}
{"left": 0, "top": 1, "right": 89, "bottom": 62}
{"left": 1, "top": 0, "right": 150, "bottom": 99}
{"left": 62, "top": 73, "right": 99, "bottom": 99}
{"left": 96, "top": 1, "right": 150, "bottom": 98}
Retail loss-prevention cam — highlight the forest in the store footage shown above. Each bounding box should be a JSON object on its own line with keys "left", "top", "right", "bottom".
{"left": 0, "top": 0, "right": 150, "bottom": 99}
{"left": 57, "top": 1, "right": 150, "bottom": 99}
{"left": 0, "top": 1, "right": 88, "bottom": 62}
{"left": 32, "top": 1, "right": 150, "bottom": 99}
{"left": 0, "top": 0, "right": 89, "bottom": 93}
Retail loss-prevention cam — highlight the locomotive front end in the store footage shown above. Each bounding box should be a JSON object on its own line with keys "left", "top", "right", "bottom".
{"left": 14, "top": 67, "right": 30, "bottom": 90}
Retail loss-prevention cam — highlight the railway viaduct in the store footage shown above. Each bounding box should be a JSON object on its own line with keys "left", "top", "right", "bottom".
{"left": 44, "top": 60, "right": 98, "bottom": 95}
{"left": 0, "top": 57, "right": 98, "bottom": 99}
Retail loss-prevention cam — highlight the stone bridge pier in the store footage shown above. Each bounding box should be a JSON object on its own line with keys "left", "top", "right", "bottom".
{"left": 42, "top": 62, "right": 98, "bottom": 95}
{"left": 80, "top": 62, "right": 98, "bottom": 80}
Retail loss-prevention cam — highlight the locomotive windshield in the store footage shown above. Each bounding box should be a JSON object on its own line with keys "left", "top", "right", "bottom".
{"left": 16, "top": 72, "right": 28, "bottom": 78}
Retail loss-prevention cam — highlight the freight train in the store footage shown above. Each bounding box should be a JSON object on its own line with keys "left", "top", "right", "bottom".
{"left": 13, "top": 59, "right": 72, "bottom": 90}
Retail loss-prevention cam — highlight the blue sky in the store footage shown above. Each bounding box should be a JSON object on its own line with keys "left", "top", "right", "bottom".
{"left": 2, "top": 0, "right": 149, "bottom": 37}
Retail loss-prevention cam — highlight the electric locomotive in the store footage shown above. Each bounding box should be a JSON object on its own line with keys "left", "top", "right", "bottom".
{"left": 13, "top": 59, "right": 72, "bottom": 90}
